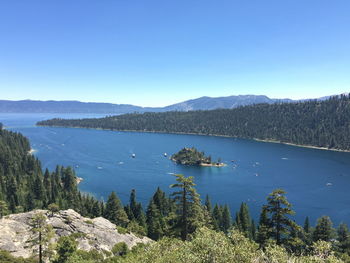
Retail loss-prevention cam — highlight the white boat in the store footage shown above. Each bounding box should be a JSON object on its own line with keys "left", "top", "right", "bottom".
{"left": 164, "top": 153, "right": 167, "bottom": 157}
{"left": 132, "top": 153, "right": 136, "bottom": 158}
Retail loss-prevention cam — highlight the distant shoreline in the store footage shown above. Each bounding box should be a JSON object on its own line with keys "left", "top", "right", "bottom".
{"left": 36, "top": 124, "right": 350, "bottom": 153}
{"left": 253, "top": 138, "right": 350, "bottom": 153}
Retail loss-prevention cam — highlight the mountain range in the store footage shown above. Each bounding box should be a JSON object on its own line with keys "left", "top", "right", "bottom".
{"left": 0, "top": 95, "right": 328, "bottom": 114}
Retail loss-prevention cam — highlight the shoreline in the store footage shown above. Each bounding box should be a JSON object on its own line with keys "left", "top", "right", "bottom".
{"left": 28, "top": 149, "right": 37, "bottom": 155}
{"left": 76, "top": 177, "right": 83, "bottom": 185}
{"left": 171, "top": 157, "right": 226, "bottom": 167}
{"left": 253, "top": 138, "right": 350, "bottom": 153}
{"left": 37, "top": 124, "right": 350, "bottom": 153}
{"left": 199, "top": 162, "right": 227, "bottom": 167}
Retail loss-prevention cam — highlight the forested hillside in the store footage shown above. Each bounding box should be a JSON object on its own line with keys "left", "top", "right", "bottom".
{"left": 38, "top": 94, "right": 350, "bottom": 150}
{"left": 0, "top": 125, "right": 105, "bottom": 216}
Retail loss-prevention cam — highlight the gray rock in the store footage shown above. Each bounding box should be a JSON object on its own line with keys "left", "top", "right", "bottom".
{"left": 0, "top": 209, "right": 151, "bottom": 259}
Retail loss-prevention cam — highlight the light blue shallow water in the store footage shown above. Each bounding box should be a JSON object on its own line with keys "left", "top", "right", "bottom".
{"left": 1, "top": 113, "right": 350, "bottom": 226}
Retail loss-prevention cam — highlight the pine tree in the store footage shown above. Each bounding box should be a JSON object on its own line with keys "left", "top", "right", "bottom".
{"left": 303, "top": 216, "right": 312, "bottom": 246}
{"left": 337, "top": 223, "right": 350, "bottom": 254}
{"left": 105, "top": 191, "right": 129, "bottom": 227}
{"left": 221, "top": 205, "right": 232, "bottom": 233}
{"left": 256, "top": 206, "right": 271, "bottom": 247}
{"left": 54, "top": 236, "right": 77, "bottom": 263}
{"left": 212, "top": 204, "right": 223, "bottom": 231}
{"left": 29, "top": 212, "right": 54, "bottom": 263}
{"left": 33, "top": 174, "right": 45, "bottom": 207}
{"left": 236, "top": 202, "right": 252, "bottom": 238}
{"left": 91, "top": 201, "right": 101, "bottom": 217}
{"left": 304, "top": 216, "right": 310, "bottom": 233}
{"left": 48, "top": 203, "right": 59, "bottom": 217}
{"left": 286, "top": 222, "right": 306, "bottom": 255}
{"left": 170, "top": 174, "right": 205, "bottom": 240}
{"left": 313, "top": 216, "right": 334, "bottom": 242}
{"left": 152, "top": 187, "right": 169, "bottom": 216}
{"left": 146, "top": 200, "right": 165, "bottom": 240}
{"left": 43, "top": 169, "right": 52, "bottom": 205}
{"left": 205, "top": 194, "right": 212, "bottom": 213}
{"left": 251, "top": 219, "right": 256, "bottom": 240}
{"left": 265, "top": 189, "right": 295, "bottom": 245}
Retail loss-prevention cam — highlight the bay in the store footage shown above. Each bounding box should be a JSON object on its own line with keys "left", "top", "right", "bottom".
{"left": 1, "top": 113, "right": 350, "bottom": 226}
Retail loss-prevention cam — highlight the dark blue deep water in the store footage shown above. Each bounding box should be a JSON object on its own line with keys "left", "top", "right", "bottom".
{"left": 2, "top": 113, "right": 350, "bottom": 226}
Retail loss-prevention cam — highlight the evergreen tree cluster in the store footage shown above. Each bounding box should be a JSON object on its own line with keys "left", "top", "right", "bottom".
{"left": 38, "top": 95, "right": 350, "bottom": 150}
{"left": 171, "top": 147, "right": 212, "bottom": 165}
{"left": 0, "top": 125, "right": 104, "bottom": 217}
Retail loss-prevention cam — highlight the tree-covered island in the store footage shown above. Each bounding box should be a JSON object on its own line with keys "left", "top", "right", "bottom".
{"left": 171, "top": 147, "right": 225, "bottom": 167}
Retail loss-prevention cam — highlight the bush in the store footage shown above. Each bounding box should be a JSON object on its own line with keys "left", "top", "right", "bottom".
{"left": 112, "top": 242, "right": 129, "bottom": 257}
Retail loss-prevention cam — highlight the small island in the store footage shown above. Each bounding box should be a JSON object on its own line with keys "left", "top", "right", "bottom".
{"left": 171, "top": 147, "right": 225, "bottom": 167}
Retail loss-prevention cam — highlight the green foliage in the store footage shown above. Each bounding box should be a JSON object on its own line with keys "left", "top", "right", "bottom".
{"left": 48, "top": 203, "right": 59, "bottom": 216}
{"left": 111, "top": 242, "right": 129, "bottom": 257}
{"left": 125, "top": 189, "right": 146, "bottom": 232}
{"left": 265, "top": 189, "right": 295, "bottom": 245}
{"left": 0, "top": 250, "right": 36, "bottom": 263}
{"left": 116, "top": 226, "right": 128, "bottom": 235}
{"left": 313, "top": 216, "right": 334, "bottom": 242}
{"left": 127, "top": 220, "right": 146, "bottom": 237}
{"left": 146, "top": 200, "right": 166, "bottom": 240}
{"left": 0, "top": 125, "right": 109, "bottom": 221}
{"left": 113, "top": 227, "right": 346, "bottom": 263}
{"left": 336, "top": 223, "right": 350, "bottom": 254}
{"left": 105, "top": 192, "right": 129, "bottom": 227}
{"left": 257, "top": 205, "right": 272, "bottom": 247}
{"left": 171, "top": 147, "right": 212, "bottom": 165}
{"left": 29, "top": 212, "right": 54, "bottom": 263}
{"left": 53, "top": 236, "right": 77, "bottom": 263}
{"left": 235, "top": 202, "right": 253, "bottom": 238}
{"left": 0, "top": 200, "right": 8, "bottom": 218}
{"left": 38, "top": 95, "right": 350, "bottom": 151}
{"left": 170, "top": 174, "right": 205, "bottom": 240}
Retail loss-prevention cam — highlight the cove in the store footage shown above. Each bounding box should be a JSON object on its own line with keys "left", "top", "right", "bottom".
{"left": 2, "top": 113, "right": 350, "bottom": 226}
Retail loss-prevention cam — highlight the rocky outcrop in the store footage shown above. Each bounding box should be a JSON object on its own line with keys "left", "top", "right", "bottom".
{"left": 0, "top": 209, "right": 151, "bottom": 258}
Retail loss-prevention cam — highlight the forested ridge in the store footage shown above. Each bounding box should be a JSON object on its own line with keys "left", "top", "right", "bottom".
{"left": 2, "top": 125, "right": 350, "bottom": 262}
{"left": 37, "top": 95, "right": 350, "bottom": 151}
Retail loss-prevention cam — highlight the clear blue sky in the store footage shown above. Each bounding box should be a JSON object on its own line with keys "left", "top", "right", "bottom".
{"left": 0, "top": 0, "right": 349, "bottom": 106}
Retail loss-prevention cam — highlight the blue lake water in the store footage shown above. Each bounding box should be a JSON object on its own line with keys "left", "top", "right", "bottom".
{"left": 1, "top": 113, "right": 350, "bottom": 226}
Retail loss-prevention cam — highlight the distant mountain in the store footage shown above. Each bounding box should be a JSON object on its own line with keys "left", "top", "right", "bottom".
{"left": 0, "top": 100, "right": 153, "bottom": 114}
{"left": 162, "top": 95, "right": 293, "bottom": 111}
{"left": 0, "top": 95, "right": 326, "bottom": 113}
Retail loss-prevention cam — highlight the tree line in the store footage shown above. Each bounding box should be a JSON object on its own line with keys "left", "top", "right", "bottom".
{"left": 38, "top": 94, "right": 350, "bottom": 150}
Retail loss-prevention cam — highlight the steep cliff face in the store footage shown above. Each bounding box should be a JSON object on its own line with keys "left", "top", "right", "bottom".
{"left": 0, "top": 209, "right": 151, "bottom": 258}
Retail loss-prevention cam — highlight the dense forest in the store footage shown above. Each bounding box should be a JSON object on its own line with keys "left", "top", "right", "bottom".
{"left": 2, "top": 125, "right": 350, "bottom": 262}
{"left": 38, "top": 94, "right": 350, "bottom": 150}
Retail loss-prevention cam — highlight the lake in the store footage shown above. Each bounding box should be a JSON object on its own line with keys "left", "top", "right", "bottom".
{"left": 2, "top": 113, "right": 350, "bottom": 226}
